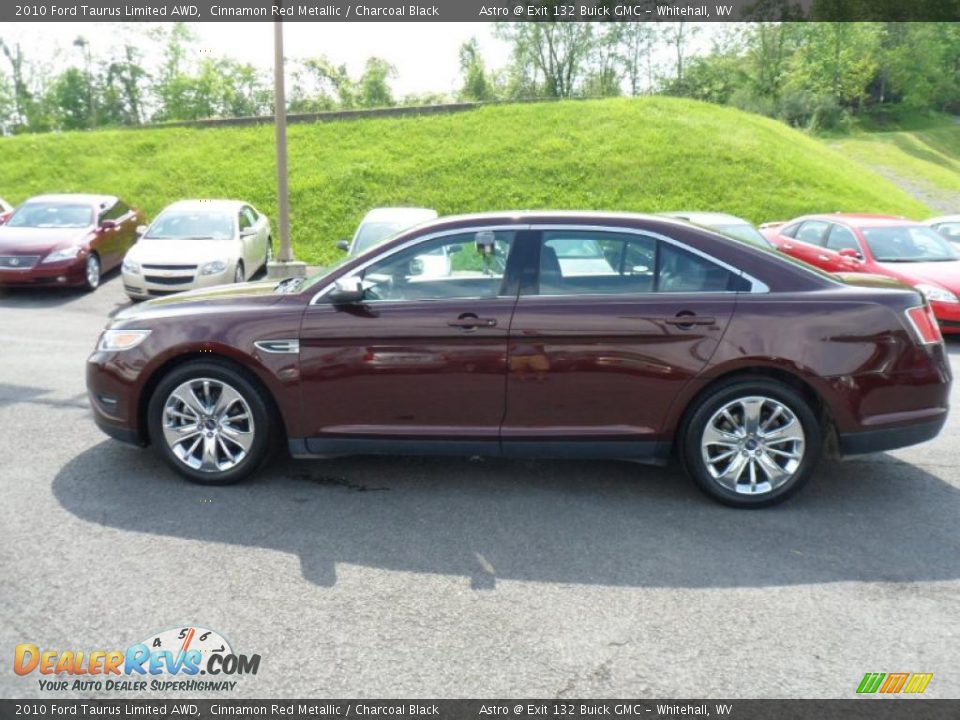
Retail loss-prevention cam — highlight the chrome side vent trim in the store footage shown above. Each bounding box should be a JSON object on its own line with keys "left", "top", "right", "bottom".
{"left": 254, "top": 339, "right": 300, "bottom": 354}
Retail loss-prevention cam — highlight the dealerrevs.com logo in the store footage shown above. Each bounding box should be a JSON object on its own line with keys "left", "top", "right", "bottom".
{"left": 13, "top": 626, "right": 260, "bottom": 693}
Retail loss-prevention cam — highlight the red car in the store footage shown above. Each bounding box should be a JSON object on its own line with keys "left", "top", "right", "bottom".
{"left": 0, "top": 194, "right": 144, "bottom": 291}
{"left": 762, "top": 214, "right": 960, "bottom": 333}
{"left": 87, "top": 211, "right": 951, "bottom": 508}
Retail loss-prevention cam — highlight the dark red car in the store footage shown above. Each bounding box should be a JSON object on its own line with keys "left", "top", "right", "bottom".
{"left": 762, "top": 214, "right": 960, "bottom": 334}
{"left": 0, "top": 194, "right": 144, "bottom": 291}
{"left": 87, "top": 212, "right": 951, "bottom": 507}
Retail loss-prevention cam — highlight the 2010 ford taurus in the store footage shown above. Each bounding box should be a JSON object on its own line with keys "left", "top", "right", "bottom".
{"left": 87, "top": 212, "right": 951, "bottom": 507}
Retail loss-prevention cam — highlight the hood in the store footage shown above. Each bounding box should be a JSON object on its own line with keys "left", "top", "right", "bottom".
{"left": 113, "top": 280, "right": 285, "bottom": 323}
{"left": 126, "top": 238, "right": 240, "bottom": 265}
{"left": 875, "top": 260, "right": 960, "bottom": 293}
{"left": 0, "top": 226, "right": 91, "bottom": 255}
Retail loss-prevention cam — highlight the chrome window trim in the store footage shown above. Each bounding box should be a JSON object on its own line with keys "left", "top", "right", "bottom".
{"left": 308, "top": 224, "right": 530, "bottom": 305}
{"left": 529, "top": 223, "right": 769, "bottom": 294}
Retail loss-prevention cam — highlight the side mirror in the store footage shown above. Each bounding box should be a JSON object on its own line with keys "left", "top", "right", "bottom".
{"left": 135, "top": 224, "right": 147, "bottom": 237}
{"left": 100, "top": 219, "right": 117, "bottom": 230}
{"left": 328, "top": 276, "right": 365, "bottom": 304}
{"left": 838, "top": 248, "right": 863, "bottom": 260}
{"left": 336, "top": 240, "right": 350, "bottom": 252}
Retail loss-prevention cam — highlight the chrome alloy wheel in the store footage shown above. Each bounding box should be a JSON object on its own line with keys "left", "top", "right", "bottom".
{"left": 162, "top": 378, "right": 255, "bottom": 473}
{"left": 86, "top": 254, "right": 100, "bottom": 288}
{"left": 700, "top": 395, "right": 805, "bottom": 495}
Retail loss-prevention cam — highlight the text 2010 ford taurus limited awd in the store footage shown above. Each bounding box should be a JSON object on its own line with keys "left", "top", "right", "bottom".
{"left": 87, "top": 212, "right": 952, "bottom": 507}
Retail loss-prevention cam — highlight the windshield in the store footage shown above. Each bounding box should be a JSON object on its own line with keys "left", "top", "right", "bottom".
{"left": 715, "top": 223, "right": 770, "bottom": 248}
{"left": 353, "top": 221, "right": 409, "bottom": 254}
{"left": 862, "top": 226, "right": 959, "bottom": 262}
{"left": 145, "top": 211, "right": 235, "bottom": 240}
{"left": 7, "top": 203, "right": 92, "bottom": 229}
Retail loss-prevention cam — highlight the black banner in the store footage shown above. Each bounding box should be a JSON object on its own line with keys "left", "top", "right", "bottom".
{"left": 3, "top": 0, "right": 959, "bottom": 23}
{"left": 0, "top": 700, "right": 959, "bottom": 720}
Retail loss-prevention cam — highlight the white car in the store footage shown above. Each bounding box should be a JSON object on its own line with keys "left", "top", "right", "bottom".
{"left": 338, "top": 207, "right": 439, "bottom": 256}
{"left": 121, "top": 199, "right": 271, "bottom": 300}
{"left": 926, "top": 215, "right": 960, "bottom": 244}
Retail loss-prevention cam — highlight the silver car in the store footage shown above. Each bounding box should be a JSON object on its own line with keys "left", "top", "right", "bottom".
{"left": 121, "top": 199, "right": 271, "bottom": 300}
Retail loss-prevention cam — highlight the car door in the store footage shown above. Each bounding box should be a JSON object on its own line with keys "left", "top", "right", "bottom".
{"left": 778, "top": 220, "right": 832, "bottom": 270}
{"left": 237, "top": 208, "right": 258, "bottom": 274}
{"left": 96, "top": 201, "right": 127, "bottom": 269}
{"left": 296, "top": 226, "right": 525, "bottom": 455}
{"left": 244, "top": 205, "right": 268, "bottom": 266}
{"left": 501, "top": 226, "right": 741, "bottom": 458}
{"left": 823, "top": 222, "right": 867, "bottom": 272}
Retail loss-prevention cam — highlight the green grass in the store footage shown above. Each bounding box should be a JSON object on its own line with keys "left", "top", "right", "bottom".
{"left": 828, "top": 116, "right": 960, "bottom": 214}
{"left": 0, "top": 97, "right": 935, "bottom": 264}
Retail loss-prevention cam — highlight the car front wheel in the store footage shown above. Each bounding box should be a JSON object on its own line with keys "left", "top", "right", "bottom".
{"left": 83, "top": 253, "right": 101, "bottom": 291}
{"left": 147, "top": 361, "right": 274, "bottom": 485}
{"left": 234, "top": 262, "right": 244, "bottom": 283}
{"left": 680, "top": 378, "right": 821, "bottom": 508}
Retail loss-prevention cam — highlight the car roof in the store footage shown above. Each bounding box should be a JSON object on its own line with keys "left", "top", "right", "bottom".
{"left": 162, "top": 199, "right": 249, "bottom": 213}
{"left": 24, "top": 193, "right": 117, "bottom": 209}
{"left": 659, "top": 211, "right": 753, "bottom": 226}
{"left": 926, "top": 215, "right": 960, "bottom": 224}
{"left": 360, "top": 207, "right": 438, "bottom": 223}
{"left": 794, "top": 213, "right": 917, "bottom": 228}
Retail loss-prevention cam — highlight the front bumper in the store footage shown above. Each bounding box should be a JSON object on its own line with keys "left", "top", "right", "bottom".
{"left": 929, "top": 300, "right": 960, "bottom": 334}
{"left": 122, "top": 263, "right": 237, "bottom": 299}
{"left": 87, "top": 352, "right": 145, "bottom": 446}
{"left": 0, "top": 257, "right": 86, "bottom": 286}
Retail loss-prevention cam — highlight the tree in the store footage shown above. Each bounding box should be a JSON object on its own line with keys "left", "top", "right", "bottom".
{"left": 357, "top": 57, "right": 396, "bottom": 108}
{"left": 495, "top": 22, "right": 595, "bottom": 98}
{"left": 458, "top": 38, "right": 493, "bottom": 102}
{"left": 619, "top": 23, "right": 656, "bottom": 96}
{"left": 661, "top": 22, "right": 701, "bottom": 84}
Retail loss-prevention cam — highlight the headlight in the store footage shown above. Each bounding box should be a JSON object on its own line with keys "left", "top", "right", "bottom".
{"left": 42, "top": 246, "right": 83, "bottom": 263}
{"left": 122, "top": 258, "right": 141, "bottom": 274}
{"left": 200, "top": 260, "right": 228, "bottom": 276}
{"left": 97, "top": 329, "right": 151, "bottom": 352}
{"left": 915, "top": 283, "right": 958, "bottom": 304}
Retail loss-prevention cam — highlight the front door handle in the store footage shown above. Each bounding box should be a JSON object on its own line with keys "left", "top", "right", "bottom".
{"left": 663, "top": 315, "right": 715, "bottom": 327}
{"left": 448, "top": 316, "right": 498, "bottom": 329}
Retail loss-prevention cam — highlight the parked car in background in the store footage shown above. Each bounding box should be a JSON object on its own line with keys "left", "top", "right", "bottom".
{"left": 338, "top": 207, "right": 438, "bottom": 256}
{"left": 0, "top": 194, "right": 144, "bottom": 291}
{"left": 762, "top": 214, "right": 960, "bottom": 333}
{"left": 926, "top": 215, "right": 960, "bottom": 244}
{"left": 121, "top": 200, "right": 271, "bottom": 301}
{"left": 88, "top": 211, "right": 950, "bottom": 508}
{"left": 0, "top": 197, "right": 13, "bottom": 225}
{"left": 661, "top": 212, "right": 773, "bottom": 249}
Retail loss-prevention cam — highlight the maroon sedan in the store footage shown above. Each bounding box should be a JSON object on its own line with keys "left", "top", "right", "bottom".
{"left": 0, "top": 194, "right": 144, "bottom": 291}
{"left": 87, "top": 212, "right": 951, "bottom": 507}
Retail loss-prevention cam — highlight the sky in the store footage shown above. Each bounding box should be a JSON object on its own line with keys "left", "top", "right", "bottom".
{"left": 6, "top": 22, "right": 513, "bottom": 96}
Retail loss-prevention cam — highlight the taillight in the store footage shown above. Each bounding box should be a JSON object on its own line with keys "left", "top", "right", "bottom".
{"left": 905, "top": 305, "right": 943, "bottom": 345}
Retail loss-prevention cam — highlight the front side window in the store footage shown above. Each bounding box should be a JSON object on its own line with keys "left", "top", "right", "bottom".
{"left": 359, "top": 230, "right": 515, "bottom": 302}
{"left": 536, "top": 230, "right": 744, "bottom": 296}
{"left": 238, "top": 211, "right": 252, "bottom": 231}
{"left": 101, "top": 201, "right": 129, "bottom": 222}
{"left": 931, "top": 222, "right": 960, "bottom": 243}
{"left": 826, "top": 224, "right": 861, "bottom": 253}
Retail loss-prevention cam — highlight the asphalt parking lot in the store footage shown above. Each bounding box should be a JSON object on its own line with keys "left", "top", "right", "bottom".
{"left": 1, "top": 271, "right": 959, "bottom": 699}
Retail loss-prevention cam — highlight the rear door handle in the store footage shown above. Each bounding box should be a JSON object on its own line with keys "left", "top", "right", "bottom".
{"left": 448, "top": 316, "right": 497, "bottom": 328}
{"left": 663, "top": 315, "right": 715, "bottom": 327}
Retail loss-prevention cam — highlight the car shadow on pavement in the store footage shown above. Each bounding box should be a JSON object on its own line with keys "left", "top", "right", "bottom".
{"left": 52, "top": 440, "right": 960, "bottom": 590}
{"left": 0, "top": 270, "right": 127, "bottom": 311}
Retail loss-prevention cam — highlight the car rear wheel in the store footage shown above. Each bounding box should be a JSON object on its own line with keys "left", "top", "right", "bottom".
{"left": 147, "top": 361, "right": 274, "bottom": 485}
{"left": 234, "top": 262, "right": 244, "bottom": 283}
{"left": 680, "top": 378, "right": 821, "bottom": 508}
{"left": 83, "top": 253, "right": 101, "bottom": 291}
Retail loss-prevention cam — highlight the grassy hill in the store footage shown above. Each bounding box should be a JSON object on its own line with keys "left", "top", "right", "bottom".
{"left": 0, "top": 97, "right": 934, "bottom": 265}
{"left": 828, "top": 116, "right": 960, "bottom": 215}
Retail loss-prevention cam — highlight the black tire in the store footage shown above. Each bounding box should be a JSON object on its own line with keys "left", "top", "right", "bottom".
{"left": 680, "top": 378, "right": 822, "bottom": 508}
{"left": 147, "top": 360, "right": 277, "bottom": 485}
{"left": 265, "top": 237, "right": 273, "bottom": 268}
{"left": 234, "top": 261, "right": 245, "bottom": 284}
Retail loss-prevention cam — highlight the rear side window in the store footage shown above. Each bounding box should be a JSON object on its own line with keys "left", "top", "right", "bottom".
{"left": 537, "top": 230, "right": 746, "bottom": 296}
{"left": 795, "top": 221, "right": 829, "bottom": 246}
